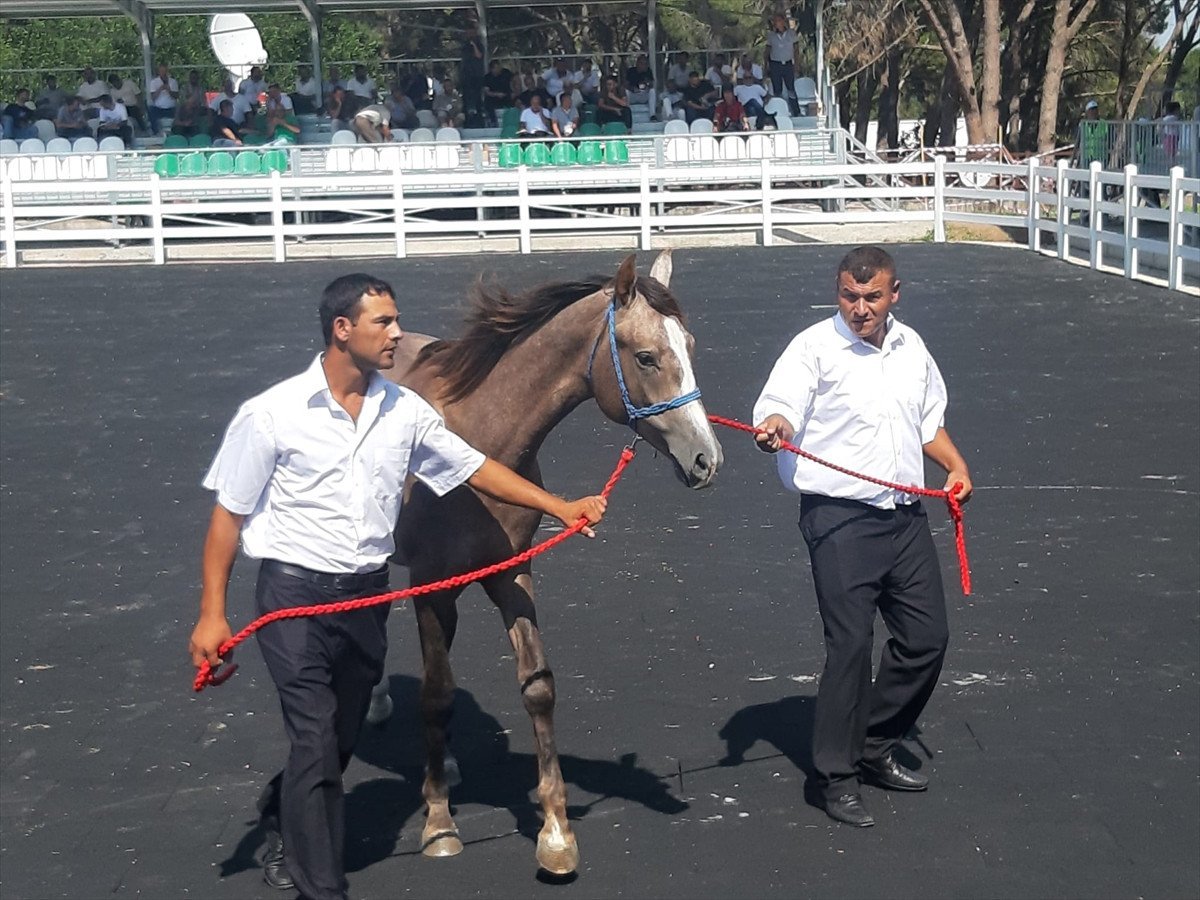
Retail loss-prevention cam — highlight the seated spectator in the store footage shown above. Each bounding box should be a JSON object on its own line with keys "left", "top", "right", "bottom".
{"left": 54, "top": 95, "right": 92, "bottom": 140}
{"left": 209, "top": 99, "right": 243, "bottom": 147}
{"left": 681, "top": 71, "right": 717, "bottom": 124}
{"left": 518, "top": 93, "right": 553, "bottom": 138}
{"left": 385, "top": 85, "right": 419, "bottom": 130}
{"left": 574, "top": 60, "right": 601, "bottom": 104}
{"left": 169, "top": 97, "right": 202, "bottom": 138}
{"left": 180, "top": 69, "right": 206, "bottom": 110}
{"left": 663, "top": 52, "right": 689, "bottom": 119}
{"left": 405, "top": 67, "right": 433, "bottom": 110}
{"left": 482, "top": 60, "right": 513, "bottom": 125}
{"left": 147, "top": 63, "right": 179, "bottom": 134}
{"left": 293, "top": 65, "right": 318, "bottom": 114}
{"left": 107, "top": 72, "right": 147, "bottom": 133}
{"left": 597, "top": 75, "right": 633, "bottom": 130}
{"left": 517, "top": 76, "right": 552, "bottom": 112}
{"left": 551, "top": 92, "right": 579, "bottom": 137}
{"left": 239, "top": 66, "right": 267, "bottom": 103}
{"left": 347, "top": 64, "right": 377, "bottom": 101}
{"left": 625, "top": 54, "right": 657, "bottom": 120}
{"left": 2, "top": 88, "right": 39, "bottom": 140}
{"left": 326, "top": 85, "right": 361, "bottom": 132}
{"left": 433, "top": 78, "right": 465, "bottom": 129}
{"left": 353, "top": 103, "right": 392, "bottom": 142}
{"left": 210, "top": 79, "right": 252, "bottom": 126}
{"left": 714, "top": 86, "right": 749, "bottom": 133}
{"left": 542, "top": 59, "right": 573, "bottom": 102}
{"left": 96, "top": 93, "right": 133, "bottom": 145}
{"left": 735, "top": 54, "right": 764, "bottom": 85}
{"left": 262, "top": 83, "right": 299, "bottom": 144}
{"left": 76, "top": 67, "right": 108, "bottom": 111}
{"left": 733, "top": 72, "right": 767, "bottom": 118}
{"left": 704, "top": 55, "right": 730, "bottom": 91}
{"left": 34, "top": 75, "right": 67, "bottom": 120}
{"left": 512, "top": 65, "right": 538, "bottom": 103}
{"left": 323, "top": 66, "right": 346, "bottom": 97}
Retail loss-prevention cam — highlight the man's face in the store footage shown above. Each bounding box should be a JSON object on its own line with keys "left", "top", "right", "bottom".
{"left": 1085, "top": 107, "right": 1098, "bottom": 120}
{"left": 17, "top": 90, "right": 30, "bottom": 102}
{"left": 157, "top": 64, "right": 168, "bottom": 78}
{"left": 47, "top": 77, "right": 57, "bottom": 89}
{"left": 83, "top": 69, "right": 95, "bottom": 83}
{"left": 251, "top": 67, "right": 262, "bottom": 80}
{"left": 189, "top": 71, "right": 200, "bottom": 84}
{"left": 530, "top": 95, "right": 542, "bottom": 111}
{"left": 637, "top": 55, "right": 648, "bottom": 70}
{"left": 355, "top": 66, "right": 366, "bottom": 80}
{"left": 342, "top": 291, "right": 403, "bottom": 370}
{"left": 269, "top": 86, "right": 281, "bottom": 100}
{"left": 837, "top": 270, "right": 898, "bottom": 347}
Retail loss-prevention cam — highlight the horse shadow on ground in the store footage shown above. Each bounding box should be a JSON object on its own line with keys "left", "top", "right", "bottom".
{"left": 715, "top": 695, "right": 822, "bottom": 810}
{"left": 219, "top": 674, "right": 688, "bottom": 878}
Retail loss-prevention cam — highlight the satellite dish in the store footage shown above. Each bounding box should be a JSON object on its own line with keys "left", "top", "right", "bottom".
{"left": 208, "top": 13, "right": 268, "bottom": 89}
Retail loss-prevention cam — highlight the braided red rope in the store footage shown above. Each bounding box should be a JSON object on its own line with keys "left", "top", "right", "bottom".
{"left": 193, "top": 444, "right": 637, "bottom": 692}
{"left": 705, "top": 415, "right": 971, "bottom": 596}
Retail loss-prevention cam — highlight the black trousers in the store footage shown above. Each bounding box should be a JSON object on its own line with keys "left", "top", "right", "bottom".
{"left": 253, "top": 560, "right": 391, "bottom": 900}
{"left": 799, "top": 495, "right": 949, "bottom": 801}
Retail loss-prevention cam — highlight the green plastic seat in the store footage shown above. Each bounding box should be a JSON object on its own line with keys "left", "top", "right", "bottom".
{"left": 522, "top": 141, "right": 551, "bottom": 167}
{"left": 601, "top": 120, "right": 629, "bottom": 136}
{"left": 603, "top": 140, "right": 629, "bottom": 164}
{"left": 577, "top": 122, "right": 601, "bottom": 138}
{"left": 550, "top": 141, "right": 577, "bottom": 166}
{"left": 498, "top": 142, "right": 522, "bottom": 168}
{"left": 499, "top": 107, "right": 521, "bottom": 140}
{"left": 234, "top": 150, "right": 262, "bottom": 175}
{"left": 580, "top": 104, "right": 598, "bottom": 124}
{"left": 261, "top": 149, "right": 288, "bottom": 173}
{"left": 162, "top": 134, "right": 188, "bottom": 149}
{"left": 242, "top": 133, "right": 266, "bottom": 146}
{"left": 577, "top": 139, "right": 603, "bottom": 166}
{"left": 188, "top": 133, "right": 211, "bottom": 148}
{"left": 154, "top": 153, "right": 180, "bottom": 177}
{"left": 180, "top": 152, "right": 206, "bottom": 177}
{"left": 207, "top": 151, "right": 235, "bottom": 176}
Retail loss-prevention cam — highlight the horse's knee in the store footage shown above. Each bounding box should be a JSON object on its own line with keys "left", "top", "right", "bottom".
{"left": 521, "top": 668, "right": 556, "bottom": 717}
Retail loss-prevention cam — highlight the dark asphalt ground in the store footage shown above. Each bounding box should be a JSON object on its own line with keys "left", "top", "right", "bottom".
{"left": 1, "top": 245, "right": 1197, "bottom": 900}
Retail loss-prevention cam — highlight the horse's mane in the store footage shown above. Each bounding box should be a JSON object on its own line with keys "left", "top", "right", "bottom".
{"left": 415, "top": 273, "right": 684, "bottom": 403}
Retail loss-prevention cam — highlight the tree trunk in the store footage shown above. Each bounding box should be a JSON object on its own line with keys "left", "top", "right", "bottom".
{"left": 923, "top": 62, "right": 951, "bottom": 147}
{"left": 979, "top": 0, "right": 1001, "bottom": 143}
{"left": 1161, "top": 1, "right": 1200, "bottom": 104}
{"left": 915, "top": 0, "right": 987, "bottom": 144}
{"left": 853, "top": 66, "right": 878, "bottom": 145}
{"left": 1036, "top": 0, "right": 1101, "bottom": 155}
{"left": 877, "top": 42, "right": 903, "bottom": 150}
{"left": 1126, "top": 5, "right": 1194, "bottom": 120}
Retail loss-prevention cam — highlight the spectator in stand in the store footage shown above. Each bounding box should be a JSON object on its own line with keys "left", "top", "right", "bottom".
{"left": 211, "top": 78, "right": 253, "bottom": 127}
{"left": 293, "top": 65, "right": 318, "bottom": 114}
{"left": 460, "top": 23, "right": 486, "bottom": 122}
{"left": 433, "top": 78, "right": 465, "bottom": 129}
{"left": 96, "top": 93, "right": 133, "bottom": 145}
{"left": 517, "top": 76, "right": 552, "bottom": 112}
{"left": 180, "top": 69, "right": 206, "bottom": 109}
{"left": 705, "top": 54, "right": 730, "bottom": 91}
{"left": 326, "top": 86, "right": 360, "bottom": 133}
{"left": 2, "top": 88, "right": 39, "bottom": 140}
{"left": 147, "top": 63, "right": 179, "bottom": 134}
{"left": 239, "top": 66, "right": 267, "bottom": 102}
{"left": 766, "top": 14, "right": 800, "bottom": 111}
{"left": 34, "top": 75, "right": 67, "bottom": 120}
{"left": 353, "top": 103, "right": 392, "bottom": 143}
{"left": 107, "top": 72, "right": 147, "bottom": 133}
{"left": 170, "top": 96, "right": 202, "bottom": 137}
{"left": 512, "top": 64, "right": 538, "bottom": 105}
{"left": 551, "top": 91, "right": 579, "bottom": 137}
{"left": 482, "top": 60, "right": 512, "bottom": 125}
{"left": 681, "top": 70, "right": 718, "bottom": 125}
{"left": 542, "top": 59, "right": 573, "bottom": 103}
{"left": 405, "top": 67, "right": 433, "bottom": 110}
{"left": 385, "top": 84, "right": 419, "bottom": 131}
{"left": 662, "top": 51, "right": 690, "bottom": 120}
{"left": 347, "top": 64, "right": 376, "bottom": 101}
{"left": 76, "top": 67, "right": 108, "bottom": 111}
{"left": 625, "top": 53, "right": 657, "bottom": 120}
{"left": 714, "top": 85, "right": 749, "bottom": 132}
{"left": 262, "top": 83, "right": 299, "bottom": 144}
{"left": 736, "top": 53, "right": 764, "bottom": 85}
{"left": 209, "top": 98, "right": 244, "bottom": 147}
{"left": 518, "top": 92, "right": 553, "bottom": 138}
{"left": 323, "top": 66, "right": 346, "bottom": 97}
{"left": 54, "top": 95, "right": 91, "bottom": 140}
{"left": 574, "top": 59, "right": 601, "bottom": 104}
{"left": 597, "top": 75, "right": 633, "bottom": 131}
{"left": 734, "top": 71, "right": 767, "bottom": 119}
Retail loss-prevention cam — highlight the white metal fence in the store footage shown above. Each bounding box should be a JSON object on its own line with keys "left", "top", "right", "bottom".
{"left": 1, "top": 151, "right": 1196, "bottom": 293}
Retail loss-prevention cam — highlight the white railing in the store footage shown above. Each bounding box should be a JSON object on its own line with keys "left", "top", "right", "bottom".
{"left": 1, "top": 153, "right": 1196, "bottom": 293}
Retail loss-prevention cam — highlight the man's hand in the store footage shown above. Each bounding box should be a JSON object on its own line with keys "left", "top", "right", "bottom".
{"left": 189, "top": 612, "right": 233, "bottom": 669}
{"left": 754, "top": 414, "right": 795, "bottom": 453}
{"left": 555, "top": 495, "right": 607, "bottom": 538}
{"left": 943, "top": 470, "right": 973, "bottom": 504}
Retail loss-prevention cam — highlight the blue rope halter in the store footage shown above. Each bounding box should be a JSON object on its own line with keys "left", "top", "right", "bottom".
{"left": 587, "top": 298, "right": 703, "bottom": 426}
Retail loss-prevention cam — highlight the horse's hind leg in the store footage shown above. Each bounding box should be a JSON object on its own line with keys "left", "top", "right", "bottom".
{"left": 413, "top": 585, "right": 466, "bottom": 859}
{"left": 483, "top": 570, "right": 579, "bottom": 875}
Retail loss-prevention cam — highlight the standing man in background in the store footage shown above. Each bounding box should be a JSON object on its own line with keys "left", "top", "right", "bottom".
{"left": 766, "top": 14, "right": 800, "bottom": 112}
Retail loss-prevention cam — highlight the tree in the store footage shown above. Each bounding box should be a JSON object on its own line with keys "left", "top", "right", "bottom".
{"left": 1036, "top": 0, "right": 1101, "bottom": 153}
{"left": 914, "top": 0, "right": 1001, "bottom": 145}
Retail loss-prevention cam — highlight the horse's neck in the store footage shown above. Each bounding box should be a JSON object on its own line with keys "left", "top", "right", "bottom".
{"left": 448, "top": 291, "right": 607, "bottom": 468}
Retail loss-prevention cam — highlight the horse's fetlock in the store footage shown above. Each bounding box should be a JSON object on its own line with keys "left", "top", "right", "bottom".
{"left": 520, "top": 669, "right": 556, "bottom": 714}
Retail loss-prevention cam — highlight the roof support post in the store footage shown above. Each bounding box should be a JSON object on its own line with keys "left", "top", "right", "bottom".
{"left": 116, "top": 0, "right": 154, "bottom": 98}
{"left": 647, "top": 0, "right": 658, "bottom": 102}
{"left": 297, "top": 0, "right": 323, "bottom": 109}
{"left": 475, "top": 0, "right": 490, "bottom": 66}
{"left": 815, "top": 0, "right": 826, "bottom": 111}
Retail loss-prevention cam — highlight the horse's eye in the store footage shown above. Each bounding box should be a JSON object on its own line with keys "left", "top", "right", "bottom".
{"left": 635, "top": 351, "right": 657, "bottom": 368}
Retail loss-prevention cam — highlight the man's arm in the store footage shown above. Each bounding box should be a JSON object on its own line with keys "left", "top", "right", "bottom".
{"left": 188, "top": 504, "right": 244, "bottom": 668}
{"left": 752, "top": 413, "right": 796, "bottom": 452}
{"left": 922, "top": 427, "right": 972, "bottom": 502}
{"left": 468, "top": 458, "right": 606, "bottom": 537}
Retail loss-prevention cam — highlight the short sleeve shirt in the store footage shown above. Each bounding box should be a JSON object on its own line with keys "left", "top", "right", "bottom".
{"left": 148, "top": 76, "right": 178, "bottom": 109}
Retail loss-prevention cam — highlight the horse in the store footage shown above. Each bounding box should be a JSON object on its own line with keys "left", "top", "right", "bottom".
{"left": 371, "top": 251, "right": 723, "bottom": 875}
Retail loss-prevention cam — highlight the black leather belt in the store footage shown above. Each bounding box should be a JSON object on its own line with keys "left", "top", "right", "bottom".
{"left": 263, "top": 559, "right": 389, "bottom": 593}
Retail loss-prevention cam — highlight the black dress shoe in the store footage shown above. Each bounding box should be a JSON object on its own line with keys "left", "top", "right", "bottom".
{"left": 263, "top": 828, "right": 295, "bottom": 891}
{"left": 825, "top": 793, "right": 875, "bottom": 827}
{"left": 859, "top": 752, "right": 929, "bottom": 792}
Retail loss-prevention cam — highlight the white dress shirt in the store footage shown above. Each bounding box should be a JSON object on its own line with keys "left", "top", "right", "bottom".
{"left": 210, "top": 91, "right": 252, "bottom": 121}
{"left": 98, "top": 102, "right": 128, "bottom": 124}
{"left": 295, "top": 76, "right": 318, "bottom": 98}
{"left": 520, "top": 106, "right": 551, "bottom": 133}
{"left": 239, "top": 77, "right": 266, "bottom": 98}
{"left": 148, "top": 76, "right": 178, "bottom": 109}
{"left": 734, "top": 83, "right": 767, "bottom": 107}
{"left": 347, "top": 76, "right": 376, "bottom": 99}
{"left": 752, "top": 313, "right": 947, "bottom": 509}
{"left": 203, "top": 353, "right": 485, "bottom": 573}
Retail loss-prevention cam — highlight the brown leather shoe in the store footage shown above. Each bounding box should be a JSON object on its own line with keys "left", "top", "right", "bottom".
{"left": 859, "top": 752, "right": 929, "bottom": 792}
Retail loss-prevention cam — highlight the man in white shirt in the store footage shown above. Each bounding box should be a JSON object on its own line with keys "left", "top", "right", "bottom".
{"left": 753, "top": 246, "right": 971, "bottom": 829}
{"left": 736, "top": 53, "right": 765, "bottom": 84}
{"left": 210, "top": 79, "right": 252, "bottom": 126}
{"left": 238, "top": 65, "right": 267, "bottom": 101}
{"left": 189, "top": 274, "right": 604, "bottom": 900}
{"left": 323, "top": 65, "right": 346, "bottom": 98}
{"left": 95, "top": 93, "right": 132, "bottom": 145}
{"left": 346, "top": 64, "right": 376, "bottom": 100}
{"left": 542, "top": 59, "right": 573, "bottom": 102}
{"left": 663, "top": 51, "right": 690, "bottom": 120}
{"left": 704, "top": 54, "right": 730, "bottom": 91}
{"left": 518, "top": 94, "right": 552, "bottom": 136}
{"left": 766, "top": 14, "right": 800, "bottom": 108}
{"left": 734, "top": 72, "right": 767, "bottom": 118}
{"left": 147, "top": 63, "right": 178, "bottom": 134}
{"left": 293, "top": 64, "right": 318, "bottom": 114}
{"left": 76, "top": 67, "right": 108, "bottom": 110}
{"left": 574, "top": 60, "right": 601, "bottom": 104}
{"left": 106, "top": 72, "right": 147, "bottom": 132}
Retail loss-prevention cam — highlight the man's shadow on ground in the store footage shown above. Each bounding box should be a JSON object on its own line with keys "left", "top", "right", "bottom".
{"left": 218, "top": 674, "right": 688, "bottom": 877}
{"left": 715, "top": 694, "right": 823, "bottom": 810}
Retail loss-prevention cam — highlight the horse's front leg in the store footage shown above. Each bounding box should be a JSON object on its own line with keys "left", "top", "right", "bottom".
{"left": 413, "top": 586, "right": 466, "bottom": 859}
{"left": 483, "top": 570, "right": 578, "bottom": 875}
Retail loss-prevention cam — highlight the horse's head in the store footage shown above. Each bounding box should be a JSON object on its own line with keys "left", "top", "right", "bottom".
{"left": 590, "top": 252, "right": 723, "bottom": 489}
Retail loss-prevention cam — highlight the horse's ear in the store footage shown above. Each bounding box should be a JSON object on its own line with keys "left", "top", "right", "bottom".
{"left": 649, "top": 249, "right": 673, "bottom": 288}
{"left": 613, "top": 254, "right": 638, "bottom": 306}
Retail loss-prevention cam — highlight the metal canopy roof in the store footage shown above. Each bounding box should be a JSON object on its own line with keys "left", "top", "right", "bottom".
{"left": 0, "top": 0, "right": 633, "bottom": 17}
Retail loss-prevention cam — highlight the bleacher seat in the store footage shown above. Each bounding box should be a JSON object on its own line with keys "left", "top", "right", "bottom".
{"left": 155, "top": 153, "right": 181, "bottom": 177}
{"left": 19, "top": 138, "right": 45, "bottom": 154}
{"left": 163, "top": 134, "right": 188, "bottom": 149}
{"left": 180, "top": 152, "right": 206, "bottom": 177}
{"left": 45, "top": 137, "right": 72, "bottom": 154}
{"left": 331, "top": 129, "right": 357, "bottom": 145}
{"left": 207, "top": 151, "right": 235, "bottom": 175}
{"left": 324, "top": 148, "right": 352, "bottom": 172}
{"left": 663, "top": 120, "right": 688, "bottom": 136}
{"left": 689, "top": 118, "right": 714, "bottom": 135}
{"left": 601, "top": 121, "right": 628, "bottom": 137}
{"left": 499, "top": 108, "right": 521, "bottom": 139}
{"left": 580, "top": 104, "right": 598, "bottom": 125}
{"left": 522, "top": 142, "right": 551, "bottom": 167}
{"left": 409, "top": 127, "right": 434, "bottom": 143}
{"left": 261, "top": 148, "right": 288, "bottom": 173}
{"left": 773, "top": 131, "right": 800, "bottom": 158}
{"left": 498, "top": 142, "right": 522, "bottom": 168}
{"left": 235, "top": 151, "right": 261, "bottom": 175}
{"left": 688, "top": 135, "right": 716, "bottom": 162}
{"left": 189, "top": 133, "right": 212, "bottom": 148}
{"left": 794, "top": 77, "right": 818, "bottom": 116}
{"left": 34, "top": 119, "right": 56, "bottom": 144}
{"left": 720, "top": 136, "right": 746, "bottom": 160}
{"left": 0, "top": 139, "right": 18, "bottom": 155}
{"left": 98, "top": 136, "right": 125, "bottom": 152}
{"left": 351, "top": 147, "right": 378, "bottom": 172}
{"left": 416, "top": 110, "right": 438, "bottom": 130}
{"left": 774, "top": 115, "right": 794, "bottom": 131}
{"left": 578, "top": 140, "right": 603, "bottom": 166}
{"left": 72, "top": 136, "right": 97, "bottom": 152}
{"left": 764, "top": 97, "right": 789, "bottom": 118}
{"left": 747, "top": 133, "right": 772, "bottom": 159}
{"left": 550, "top": 142, "right": 576, "bottom": 166}
{"left": 376, "top": 145, "right": 401, "bottom": 171}
{"left": 577, "top": 123, "right": 601, "bottom": 138}
{"left": 435, "top": 127, "right": 460, "bottom": 142}
{"left": 391, "top": 129, "right": 409, "bottom": 143}
{"left": 665, "top": 135, "right": 688, "bottom": 163}
{"left": 603, "top": 140, "right": 629, "bottom": 164}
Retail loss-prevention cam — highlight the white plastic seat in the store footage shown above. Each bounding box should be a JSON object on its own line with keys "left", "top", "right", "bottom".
{"left": 45, "top": 137, "right": 72, "bottom": 154}
{"left": 689, "top": 118, "right": 713, "bottom": 135}
{"left": 435, "top": 126, "right": 460, "bottom": 142}
{"left": 434, "top": 142, "right": 461, "bottom": 169}
{"left": 34, "top": 119, "right": 56, "bottom": 144}
{"left": 324, "top": 147, "right": 353, "bottom": 172}
{"left": 402, "top": 144, "right": 436, "bottom": 169}
{"left": 390, "top": 128, "right": 409, "bottom": 143}
{"left": 71, "top": 136, "right": 98, "bottom": 152}
{"left": 773, "top": 131, "right": 800, "bottom": 158}
{"left": 409, "top": 127, "right": 434, "bottom": 143}
{"left": 90, "top": 155, "right": 110, "bottom": 178}
{"left": 774, "top": 115, "right": 793, "bottom": 132}
{"left": 350, "top": 146, "right": 379, "bottom": 171}
{"left": 764, "top": 97, "right": 790, "bottom": 118}
{"left": 794, "top": 77, "right": 818, "bottom": 115}
{"left": 663, "top": 119, "right": 688, "bottom": 136}
{"left": 7, "top": 157, "right": 35, "bottom": 180}
{"left": 688, "top": 135, "right": 716, "bottom": 162}
{"left": 664, "top": 136, "right": 689, "bottom": 163}
{"left": 719, "top": 135, "right": 746, "bottom": 160}
{"left": 330, "top": 129, "right": 358, "bottom": 145}
{"left": 18, "top": 138, "right": 45, "bottom": 154}
{"left": 58, "top": 154, "right": 87, "bottom": 179}
{"left": 98, "top": 136, "right": 125, "bottom": 152}
{"left": 375, "top": 145, "right": 402, "bottom": 170}
{"left": 747, "top": 133, "right": 772, "bottom": 159}
{"left": 0, "top": 139, "right": 18, "bottom": 155}
{"left": 793, "top": 115, "right": 818, "bottom": 130}
{"left": 416, "top": 109, "right": 438, "bottom": 130}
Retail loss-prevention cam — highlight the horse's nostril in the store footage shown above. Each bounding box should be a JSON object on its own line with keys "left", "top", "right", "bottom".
{"left": 694, "top": 452, "right": 710, "bottom": 473}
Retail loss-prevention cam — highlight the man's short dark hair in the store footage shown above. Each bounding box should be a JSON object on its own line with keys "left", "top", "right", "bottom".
{"left": 320, "top": 273, "right": 395, "bottom": 344}
{"left": 837, "top": 246, "right": 897, "bottom": 284}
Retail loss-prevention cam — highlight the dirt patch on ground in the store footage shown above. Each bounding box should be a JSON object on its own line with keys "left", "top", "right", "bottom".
{"left": 945, "top": 222, "right": 1023, "bottom": 243}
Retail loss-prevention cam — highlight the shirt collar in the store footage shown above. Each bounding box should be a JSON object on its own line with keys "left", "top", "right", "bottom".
{"left": 832, "top": 311, "right": 903, "bottom": 351}
{"left": 303, "top": 352, "right": 386, "bottom": 407}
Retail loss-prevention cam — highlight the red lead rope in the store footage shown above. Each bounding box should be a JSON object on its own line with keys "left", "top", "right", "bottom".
{"left": 705, "top": 415, "right": 971, "bottom": 596}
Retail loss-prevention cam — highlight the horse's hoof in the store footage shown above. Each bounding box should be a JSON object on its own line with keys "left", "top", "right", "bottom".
{"left": 536, "top": 833, "right": 579, "bottom": 875}
{"left": 421, "top": 830, "right": 463, "bottom": 859}
{"left": 365, "top": 691, "right": 393, "bottom": 725}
